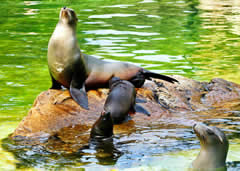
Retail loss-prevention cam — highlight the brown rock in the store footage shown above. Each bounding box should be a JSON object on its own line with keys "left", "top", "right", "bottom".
{"left": 11, "top": 76, "right": 240, "bottom": 152}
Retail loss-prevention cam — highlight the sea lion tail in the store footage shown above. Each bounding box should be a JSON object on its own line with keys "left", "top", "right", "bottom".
{"left": 142, "top": 69, "right": 178, "bottom": 84}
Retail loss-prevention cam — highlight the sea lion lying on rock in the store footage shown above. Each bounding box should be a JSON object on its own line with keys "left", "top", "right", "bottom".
{"left": 192, "top": 123, "right": 229, "bottom": 171}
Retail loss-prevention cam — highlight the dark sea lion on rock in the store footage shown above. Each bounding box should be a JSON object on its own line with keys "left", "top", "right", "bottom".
{"left": 191, "top": 123, "right": 229, "bottom": 171}
{"left": 104, "top": 77, "right": 150, "bottom": 124}
{"left": 48, "top": 7, "right": 89, "bottom": 109}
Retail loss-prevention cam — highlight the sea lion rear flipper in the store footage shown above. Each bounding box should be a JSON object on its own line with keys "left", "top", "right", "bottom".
{"left": 70, "top": 81, "right": 89, "bottom": 110}
{"left": 134, "top": 104, "right": 150, "bottom": 116}
{"left": 142, "top": 69, "right": 179, "bottom": 84}
{"left": 135, "top": 98, "right": 147, "bottom": 103}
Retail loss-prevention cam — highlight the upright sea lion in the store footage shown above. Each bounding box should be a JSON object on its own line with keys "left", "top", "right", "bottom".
{"left": 48, "top": 7, "right": 89, "bottom": 109}
{"left": 104, "top": 77, "right": 150, "bottom": 124}
{"left": 48, "top": 7, "right": 178, "bottom": 109}
{"left": 192, "top": 123, "right": 229, "bottom": 171}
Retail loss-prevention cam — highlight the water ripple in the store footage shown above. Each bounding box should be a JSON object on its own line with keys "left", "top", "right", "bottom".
{"left": 84, "top": 29, "right": 160, "bottom": 36}
{"left": 89, "top": 14, "right": 137, "bottom": 19}
{"left": 102, "top": 4, "right": 134, "bottom": 8}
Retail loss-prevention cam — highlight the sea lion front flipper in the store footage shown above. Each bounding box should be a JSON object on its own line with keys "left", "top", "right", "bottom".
{"left": 135, "top": 98, "right": 147, "bottom": 103}
{"left": 134, "top": 104, "right": 150, "bottom": 116}
{"left": 50, "top": 73, "right": 62, "bottom": 89}
{"left": 70, "top": 80, "right": 89, "bottom": 110}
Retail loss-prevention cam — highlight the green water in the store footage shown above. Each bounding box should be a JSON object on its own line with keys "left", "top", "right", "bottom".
{"left": 0, "top": 0, "right": 240, "bottom": 170}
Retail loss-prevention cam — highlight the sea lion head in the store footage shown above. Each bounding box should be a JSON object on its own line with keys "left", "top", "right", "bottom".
{"left": 192, "top": 123, "right": 229, "bottom": 169}
{"left": 109, "top": 77, "right": 121, "bottom": 88}
{"left": 59, "top": 7, "right": 78, "bottom": 26}
{"left": 90, "top": 111, "right": 113, "bottom": 140}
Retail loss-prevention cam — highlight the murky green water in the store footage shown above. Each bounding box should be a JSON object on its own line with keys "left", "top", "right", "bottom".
{"left": 0, "top": 0, "right": 240, "bottom": 170}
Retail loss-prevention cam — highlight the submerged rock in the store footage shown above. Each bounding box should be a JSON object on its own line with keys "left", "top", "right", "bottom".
{"left": 11, "top": 76, "right": 240, "bottom": 152}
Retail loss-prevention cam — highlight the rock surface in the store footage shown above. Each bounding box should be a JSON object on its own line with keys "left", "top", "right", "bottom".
{"left": 11, "top": 76, "right": 240, "bottom": 152}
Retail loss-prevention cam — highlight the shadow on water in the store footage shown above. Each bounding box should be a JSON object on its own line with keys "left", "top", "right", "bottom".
{"left": 1, "top": 0, "right": 240, "bottom": 170}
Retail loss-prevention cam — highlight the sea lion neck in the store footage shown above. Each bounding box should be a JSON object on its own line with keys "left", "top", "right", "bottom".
{"left": 50, "top": 22, "right": 77, "bottom": 46}
{"left": 58, "top": 18, "right": 77, "bottom": 30}
{"left": 195, "top": 148, "right": 227, "bottom": 168}
{"left": 57, "top": 21, "right": 77, "bottom": 35}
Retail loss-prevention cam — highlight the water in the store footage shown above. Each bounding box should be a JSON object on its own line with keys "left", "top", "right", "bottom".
{"left": 0, "top": 0, "right": 240, "bottom": 170}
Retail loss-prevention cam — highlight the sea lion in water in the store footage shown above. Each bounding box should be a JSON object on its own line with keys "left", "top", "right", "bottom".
{"left": 48, "top": 7, "right": 89, "bottom": 109}
{"left": 192, "top": 123, "right": 229, "bottom": 171}
{"left": 89, "top": 112, "right": 122, "bottom": 162}
{"left": 90, "top": 111, "right": 113, "bottom": 140}
{"left": 104, "top": 77, "right": 150, "bottom": 124}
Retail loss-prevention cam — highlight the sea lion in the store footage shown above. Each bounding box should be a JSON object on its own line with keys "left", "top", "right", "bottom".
{"left": 48, "top": 7, "right": 89, "bottom": 109}
{"left": 104, "top": 77, "right": 150, "bottom": 125}
{"left": 192, "top": 123, "right": 229, "bottom": 171}
{"left": 83, "top": 53, "right": 178, "bottom": 89}
{"left": 90, "top": 111, "right": 113, "bottom": 140}
{"left": 89, "top": 112, "right": 122, "bottom": 163}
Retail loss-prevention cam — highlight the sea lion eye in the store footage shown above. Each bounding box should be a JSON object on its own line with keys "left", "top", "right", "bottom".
{"left": 69, "top": 10, "right": 75, "bottom": 16}
{"left": 206, "top": 128, "right": 214, "bottom": 135}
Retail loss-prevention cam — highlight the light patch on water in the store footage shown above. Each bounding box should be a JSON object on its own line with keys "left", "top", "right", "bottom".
{"left": 135, "top": 54, "right": 184, "bottom": 62}
{"left": 121, "top": 44, "right": 137, "bottom": 46}
{"left": 81, "top": 9, "right": 94, "bottom": 12}
{"left": 184, "top": 42, "right": 198, "bottom": 45}
{"left": 146, "top": 15, "right": 161, "bottom": 18}
{"left": 89, "top": 14, "right": 137, "bottom": 19}
{"left": 133, "top": 50, "right": 159, "bottom": 54}
{"left": 108, "top": 53, "right": 135, "bottom": 57}
{"left": 128, "top": 25, "right": 152, "bottom": 28}
{"left": 139, "top": 0, "right": 156, "bottom": 3}
{"left": 84, "top": 30, "right": 160, "bottom": 36}
{"left": 152, "top": 37, "right": 167, "bottom": 40}
{"left": 97, "top": 49, "right": 127, "bottom": 53}
{"left": 100, "top": 46, "right": 126, "bottom": 50}
{"left": 23, "top": 8, "right": 39, "bottom": 15}
{"left": 83, "top": 21, "right": 106, "bottom": 25}
{"left": 102, "top": 4, "right": 135, "bottom": 8}
{"left": 0, "top": 121, "right": 21, "bottom": 170}
{"left": 101, "top": 37, "right": 129, "bottom": 40}
{"left": 23, "top": 1, "right": 40, "bottom": 6}
{"left": 85, "top": 38, "right": 126, "bottom": 46}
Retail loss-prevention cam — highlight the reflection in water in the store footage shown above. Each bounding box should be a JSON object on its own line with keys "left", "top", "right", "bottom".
{"left": 87, "top": 138, "right": 123, "bottom": 165}
{"left": 0, "top": 0, "right": 240, "bottom": 170}
{"left": 2, "top": 136, "right": 123, "bottom": 169}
